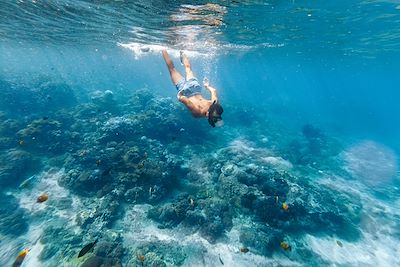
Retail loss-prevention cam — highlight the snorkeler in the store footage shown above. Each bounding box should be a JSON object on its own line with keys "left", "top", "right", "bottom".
{"left": 162, "top": 50, "right": 224, "bottom": 127}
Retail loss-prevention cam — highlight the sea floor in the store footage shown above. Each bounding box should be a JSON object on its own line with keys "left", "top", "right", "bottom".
{"left": 0, "top": 81, "right": 399, "bottom": 267}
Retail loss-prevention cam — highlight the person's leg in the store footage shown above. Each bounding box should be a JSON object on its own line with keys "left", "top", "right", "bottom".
{"left": 180, "top": 51, "right": 195, "bottom": 80}
{"left": 162, "top": 50, "right": 183, "bottom": 85}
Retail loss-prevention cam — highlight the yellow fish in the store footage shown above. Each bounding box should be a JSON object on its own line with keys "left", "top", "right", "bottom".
{"left": 282, "top": 202, "right": 289, "bottom": 211}
{"left": 12, "top": 249, "right": 29, "bottom": 267}
{"left": 240, "top": 247, "right": 249, "bottom": 253}
{"left": 137, "top": 253, "right": 145, "bottom": 266}
{"left": 280, "top": 242, "right": 291, "bottom": 251}
{"left": 37, "top": 194, "right": 49, "bottom": 203}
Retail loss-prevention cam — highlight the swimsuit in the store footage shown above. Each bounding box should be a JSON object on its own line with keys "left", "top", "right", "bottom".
{"left": 175, "top": 77, "right": 202, "bottom": 97}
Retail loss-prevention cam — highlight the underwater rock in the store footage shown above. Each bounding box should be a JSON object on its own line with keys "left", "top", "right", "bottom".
{"left": 251, "top": 195, "right": 282, "bottom": 223}
{"left": 127, "top": 88, "right": 155, "bottom": 111}
{"left": 55, "top": 196, "right": 73, "bottom": 210}
{"left": 0, "top": 118, "right": 23, "bottom": 149}
{"left": 122, "top": 146, "right": 142, "bottom": 166}
{"left": 217, "top": 173, "right": 249, "bottom": 208}
{"left": 302, "top": 124, "right": 324, "bottom": 140}
{"left": 17, "top": 118, "right": 74, "bottom": 154}
{"left": 147, "top": 193, "right": 201, "bottom": 228}
{"left": 124, "top": 187, "right": 143, "bottom": 203}
{"left": 102, "top": 229, "right": 123, "bottom": 243}
{"left": 0, "top": 149, "right": 40, "bottom": 188}
{"left": 199, "top": 217, "right": 225, "bottom": 244}
{"left": 40, "top": 225, "right": 81, "bottom": 248}
{"left": 258, "top": 171, "right": 290, "bottom": 197}
{"left": 99, "top": 116, "right": 141, "bottom": 143}
{"left": 75, "top": 195, "right": 121, "bottom": 230}
{"left": 39, "top": 244, "right": 60, "bottom": 261}
{"left": 183, "top": 210, "right": 206, "bottom": 226}
{"left": 199, "top": 198, "right": 233, "bottom": 243}
{"left": 148, "top": 202, "right": 186, "bottom": 227}
{"left": 128, "top": 251, "right": 167, "bottom": 267}
{"left": 239, "top": 225, "right": 283, "bottom": 256}
{"left": 81, "top": 255, "right": 103, "bottom": 267}
{"left": 220, "top": 163, "right": 240, "bottom": 176}
{"left": 283, "top": 124, "right": 335, "bottom": 167}
{"left": 95, "top": 241, "right": 124, "bottom": 259}
{"left": 61, "top": 166, "right": 115, "bottom": 195}
{"left": 132, "top": 241, "right": 186, "bottom": 267}
{"left": 90, "top": 90, "right": 120, "bottom": 114}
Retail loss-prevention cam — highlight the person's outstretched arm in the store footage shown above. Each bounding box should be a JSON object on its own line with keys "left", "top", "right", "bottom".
{"left": 203, "top": 78, "right": 218, "bottom": 102}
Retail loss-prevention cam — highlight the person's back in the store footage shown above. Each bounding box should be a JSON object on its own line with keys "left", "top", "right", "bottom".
{"left": 162, "top": 50, "right": 224, "bottom": 127}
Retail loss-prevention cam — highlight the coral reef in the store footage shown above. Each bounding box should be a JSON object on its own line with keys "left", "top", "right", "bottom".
{"left": 284, "top": 123, "right": 342, "bottom": 170}
{"left": 17, "top": 118, "right": 77, "bottom": 155}
{"left": 0, "top": 193, "right": 29, "bottom": 237}
{"left": 0, "top": 83, "right": 374, "bottom": 267}
{"left": 90, "top": 90, "right": 120, "bottom": 114}
{"left": 0, "top": 149, "right": 40, "bottom": 188}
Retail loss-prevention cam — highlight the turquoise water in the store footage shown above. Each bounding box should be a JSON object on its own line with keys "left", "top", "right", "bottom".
{"left": 1, "top": 1, "right": 399, "bottom": 266}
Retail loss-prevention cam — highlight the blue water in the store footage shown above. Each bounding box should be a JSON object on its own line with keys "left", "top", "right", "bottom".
{"left": 1, "top": 1, "right": 400, "bottom": 267}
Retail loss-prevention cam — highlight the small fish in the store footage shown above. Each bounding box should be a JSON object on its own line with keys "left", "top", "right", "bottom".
{"left": 137, "top": 161, "right": 144, "bottom": 169}
{"left": 188, "top": 198, "right": 195, "bottom": 207}
{"left": 282, "top": 202, "right": 289, "bottom": 211}
{"left": 240, "top": 247, "right": 249, "bottom": 253}
{"left": 18, "top": 140, "right": 25, "bottom": 146}
{"left": 12, "top": 249, "right": 29, "bottom": 267}
{"left": 336, "top": 240, "right": 343, "bottom": 247}
{"left": 96, "top": 159, "right": 102, "bottom": 166}
{"left": 137, "top": 254, "right": 145, "bottom": 267}
{"left": 19, "top": 175, "right": 36, "bottom": 189}
{"left": 143, "top": 152, "right": 148, "bottom": 159}
{"left": 218, "top": 254, "right": 224, "bottom": 265}
{"left": 78, "top": 239, "right": 98, "bottom": 258}
{"left": 137, "top": 254, "right": 145, "bottom": 262}
{"left": 149, "top": 187, "right": 153, "bottom": 197}
{"left": 101, "top": 167, "right": 112, "bottom": 177}
{"left": 280, "top": 242, "right": 291, "bottom": 251}
{"left": 37, "top": 194, "right": 48, "bottom": 203}
{"left": 275, "top": 196, "right": 279, "bottom": 204}
{"left": 79, "top": 150, "right": 88, "bottom": 156}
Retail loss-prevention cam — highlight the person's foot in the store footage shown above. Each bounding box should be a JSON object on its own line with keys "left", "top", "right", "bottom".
{"left": 180, "top": 50, "right": 186, "bottom": 65}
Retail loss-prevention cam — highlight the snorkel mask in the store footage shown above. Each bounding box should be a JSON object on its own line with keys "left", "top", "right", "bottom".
{"left": 208, "top": 101, "right": 224, "bottom": 127}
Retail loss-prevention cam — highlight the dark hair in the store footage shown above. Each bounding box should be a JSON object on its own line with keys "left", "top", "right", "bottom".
{"left": 208, "top": 101, "right": 224, "bottom": 127}
{"left": 214, "top": 103, "right": 223, "bottom": 115}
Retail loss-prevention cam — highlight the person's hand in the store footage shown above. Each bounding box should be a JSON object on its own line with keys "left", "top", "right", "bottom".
{"left": 177, "top": 90, "right": 185, "bottom": 100}
{"left": 203, "top": 77, "right": 209, "bottom": 87}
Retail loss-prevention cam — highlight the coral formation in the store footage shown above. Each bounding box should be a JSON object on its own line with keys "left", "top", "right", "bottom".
{"left": 0, "top": 149, "right": 40, "bottom": 188}
{"left": 0, "top": 84, "right": 379, "bottom": 267}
